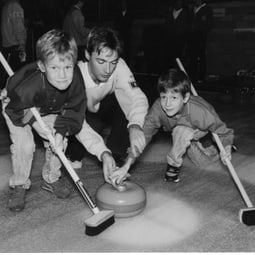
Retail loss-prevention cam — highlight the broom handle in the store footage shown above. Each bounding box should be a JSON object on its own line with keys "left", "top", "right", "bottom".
{"left": 30, "top": 108, "right": 99, "bottom": 214}
{"left": 0, "top": 51, "right": 13, "bottom": 76}
{"left": 0, "top": 51, "right": 100, "bottom": 214}
{"left": 176, "top": 57, "right": 253, "bottom": 208}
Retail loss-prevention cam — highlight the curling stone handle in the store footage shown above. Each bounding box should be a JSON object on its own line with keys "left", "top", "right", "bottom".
{"left": 115, "top": 183, "right": 128, "bottom": 192}
{"left": 111, "top": 179, "right": 128, "bottom": 192}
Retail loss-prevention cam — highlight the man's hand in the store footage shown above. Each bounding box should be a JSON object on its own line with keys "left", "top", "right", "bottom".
{"left": 220, "top": 145, "right": 232, "bottom": 165}
{"left": 129, "top": 125, "right": 146, "bottom": 157}
{"left": 110, "top": 164, "right": 131, "bottom": 187}
{"left": 101, "top": 151, "right": 116, "bottom": 184}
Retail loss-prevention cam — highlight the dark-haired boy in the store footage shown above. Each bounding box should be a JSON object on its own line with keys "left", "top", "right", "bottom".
{"left": 111, "top": 68, "right": 234, "bottom": 184}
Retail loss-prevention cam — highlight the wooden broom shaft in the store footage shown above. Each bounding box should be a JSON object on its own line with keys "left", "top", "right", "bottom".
{"left": 31, "top": 108, "right": 99, "bottom": 213}
{"left": 176, "top": 57, "right": 253, "bottom": 208}
{"left": 0, "top": 51, "right": 14, "bottom": 76}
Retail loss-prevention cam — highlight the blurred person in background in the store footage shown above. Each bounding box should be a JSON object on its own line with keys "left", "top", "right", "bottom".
{"left": 186, "top": 0, "right": 213, "bottom": 83}
{"left": 63, "top": 0, "right": 89, "bottom": 61}
{"left": 1, "top": 0, "right": 27, "bottom": 71}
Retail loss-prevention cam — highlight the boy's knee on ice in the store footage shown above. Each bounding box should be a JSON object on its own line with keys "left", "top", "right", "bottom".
{"left": 168, "top": 126, "right": 220, "bottom": 168}
{"left": 167, "top": 126, "right": 206, "bottom": 167}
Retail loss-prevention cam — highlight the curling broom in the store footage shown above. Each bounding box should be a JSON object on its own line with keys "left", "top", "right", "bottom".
{"left": 0, "top": 51, "right": 115, "bottom": 235}
{"left": 176, "top": 57, "right": 255, "bottom": 226}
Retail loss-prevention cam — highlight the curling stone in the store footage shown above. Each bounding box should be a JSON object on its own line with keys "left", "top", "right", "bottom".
{"left": 95, "top": 181, "right": 146, "bottom": 218}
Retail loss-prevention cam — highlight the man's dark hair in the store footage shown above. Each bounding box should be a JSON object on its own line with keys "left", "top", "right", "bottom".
{"left": 86, "top": 26, "right": 123, "bottom": 56}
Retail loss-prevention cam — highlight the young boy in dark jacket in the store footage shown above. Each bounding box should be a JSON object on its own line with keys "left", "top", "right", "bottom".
{"left": 110, "top": 69, "right": 234, "bottom": 184}
{"left": 1, "top": 29, "right": 86, "bottom": 212}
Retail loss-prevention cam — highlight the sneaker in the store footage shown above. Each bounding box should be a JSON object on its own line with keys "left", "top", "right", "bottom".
{"left": 69, "top": 160, "right": 82, "bottom": 169}
{"left": 8, "top": 185, "right": 27, "bottom": 212}
{"left": 42, "top": 178, "right": 71, "bottom": 199}
{"left": 164, "top": 165, "right": 180, "bottom": 183}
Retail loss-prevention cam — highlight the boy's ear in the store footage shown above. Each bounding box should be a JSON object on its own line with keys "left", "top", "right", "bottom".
{"left": 85, "top": 50, "right": 90, "bottom": 61}
{"left": 37, "top": 60, "right": 46, "bottom": 73}
{"left": 183, "top": 92, "right": 190, "bottom": 103}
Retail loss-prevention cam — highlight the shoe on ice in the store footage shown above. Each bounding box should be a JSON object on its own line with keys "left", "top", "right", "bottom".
{"left": 68, "top": 160, "right": 82, "bottom": 169}
{"left": 164, "top": 165, "right": 180, "bottom": 183}
{"left": 42, "top": 177, "right": 71, "bottom": 199}
{"left": 8, "top": 185, "right": 27, "bottom": 212}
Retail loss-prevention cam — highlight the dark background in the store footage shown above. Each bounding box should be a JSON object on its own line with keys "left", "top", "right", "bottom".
{"left": 1, "top": 0, "right": 255, "bottom": 80}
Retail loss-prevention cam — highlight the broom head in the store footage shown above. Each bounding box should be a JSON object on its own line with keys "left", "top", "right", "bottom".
{"left": 239, "top": 208, "right": 255, "bottom": 226}
{"left": 85, "top": 210, "right": 115, "bottom": 236}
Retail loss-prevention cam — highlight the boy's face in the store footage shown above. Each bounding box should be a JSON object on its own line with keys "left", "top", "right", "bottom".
{"left": 160, "top": 89, "right": 190, "bottom": 117}
{"left": 38, "top": 54, "right": 74, "bottom": 90}
{"left": 86, "top": 47, "right": 119, "bottom": 84}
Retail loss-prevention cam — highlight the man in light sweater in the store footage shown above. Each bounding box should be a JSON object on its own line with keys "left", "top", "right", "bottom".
{"left": 1, "top": 0, "right": 27, "bottom": 71}
{"left": 66, "top": 26, "right": 149, "bottom": 183}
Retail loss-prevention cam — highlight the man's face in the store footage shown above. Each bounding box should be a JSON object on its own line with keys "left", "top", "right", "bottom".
{"left": 86, "top": 47, "right": 119, "bottom": 84}
{"left": 160, "top": 89, "right": 190, "bottom": 117}
{"left": 38, "top": 54, "right": 74, "bottom": 90}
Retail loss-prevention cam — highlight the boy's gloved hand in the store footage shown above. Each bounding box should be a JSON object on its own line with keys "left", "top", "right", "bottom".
{"left": 220, "top": 145, "right": 232, "bottom": 165}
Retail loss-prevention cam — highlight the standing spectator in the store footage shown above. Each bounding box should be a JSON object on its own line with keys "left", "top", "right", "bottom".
{"left": 114, "top": 0, "right": 133, "bottom": 65}
{"left": 165, "top": 0, "right": 190, "bottom": 69}
{"left": 63, "top": 0, "right": 89, "bottom": 61}
{"left": 186, "top": 0, "right": 213, "bottom": 83}
{"left": 1, "top": 0, "right": 27, "bottom": 71}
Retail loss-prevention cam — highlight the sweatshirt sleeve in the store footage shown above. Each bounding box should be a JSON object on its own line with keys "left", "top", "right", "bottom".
{"left": 76, "top": 119, "right": 111, "bottom": 161}
{"left": 113, "top": 59, "right": 149, "bottom": 129}
{"left": 143, "top": 99, "right": 162, "bottom": 145}
{"left": 5, "top": 63, "right": 44, "bottom": 126}
{"left": 189, "top": 98, "right": 234, "bottom": 147}
{"left": 10, "top": 2, "right": 26, "bottom": 48}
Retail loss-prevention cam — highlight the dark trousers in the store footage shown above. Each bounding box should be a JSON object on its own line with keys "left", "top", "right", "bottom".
{"left": 187, "top": 32, "right": 208, "bottom": 82}
{"left": 77, "top": 45, "right": 86, "bottom": 61}
{"left": 66, "top": 93, "right": 129, "bottom": 161}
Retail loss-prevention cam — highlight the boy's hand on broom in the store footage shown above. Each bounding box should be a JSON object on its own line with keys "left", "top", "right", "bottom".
{"left": 53, "top": 133, "right": 66, "bottom": 153}
{"left": 32, "top": 120, "right": 53, "bottom": 141}
{"left": 220, "top": 145, "right": 232, "bottom": 165}
{"left": 32, "top": 121, "right": 65, "bottom": 153}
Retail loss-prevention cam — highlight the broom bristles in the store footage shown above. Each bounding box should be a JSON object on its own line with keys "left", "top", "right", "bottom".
{"left": 84, "top": 210, "right": 115, "bottom": 236}
{"left": 239, "top": 208, "right": 255, "bottom": 226}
